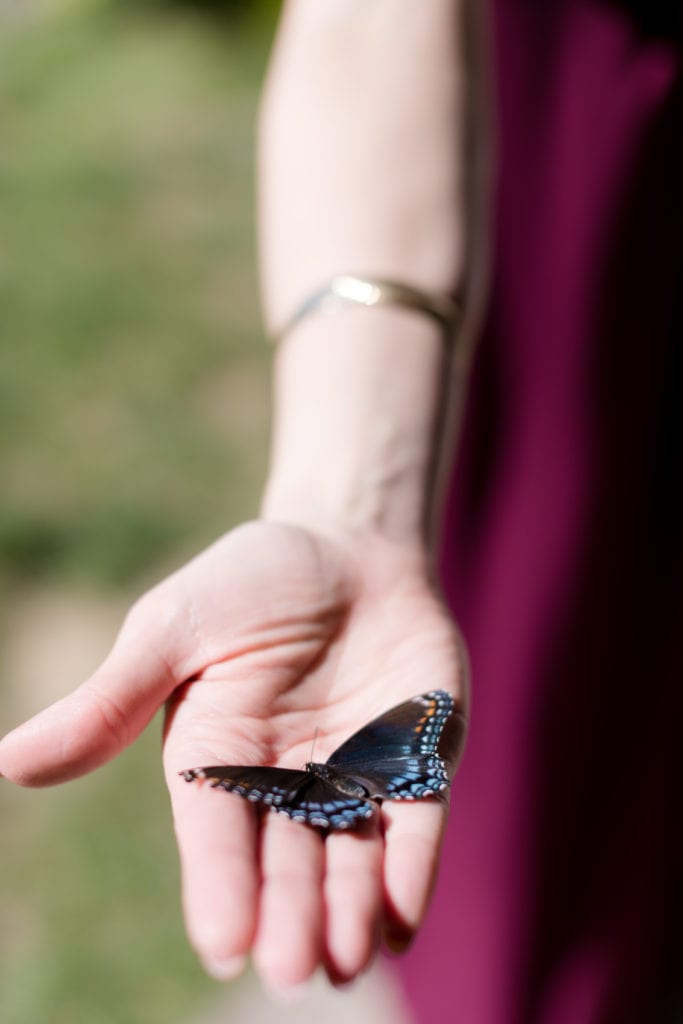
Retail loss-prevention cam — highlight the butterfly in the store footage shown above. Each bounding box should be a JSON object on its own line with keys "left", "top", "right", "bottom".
{"left": 180, "top": 690, "right": 456, "bottom": 831}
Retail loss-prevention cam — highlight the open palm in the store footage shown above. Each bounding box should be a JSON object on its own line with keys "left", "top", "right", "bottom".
{"left": 0, "top": 521, "right": 467, "bottom": 991}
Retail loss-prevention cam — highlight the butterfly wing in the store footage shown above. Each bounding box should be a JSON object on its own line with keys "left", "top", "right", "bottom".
{"left": 181, "top": 690, "right": 457, "bottom": 828}
{"left": 181, "top": 765, "right": 309, "bottom": 807}
{"left": 325, "top": 690, "right": 454, "bottom": 801}
{"left": 181, "top": 765, "right": 375, "bottom": 831}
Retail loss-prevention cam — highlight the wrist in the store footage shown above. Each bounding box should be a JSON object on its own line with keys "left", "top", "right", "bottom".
{"left": 261, "top": 306, "right": 447, "bottom": 548}
{"left": 260, "top": 470, "right": 427, "bottom": 548}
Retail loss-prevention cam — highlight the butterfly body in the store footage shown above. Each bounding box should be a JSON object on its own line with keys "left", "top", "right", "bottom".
{"left": 181, "top": 690, "right": 457, "bottom": 831}
{"left": 303, "top": 762, "right": 370, "bottom": 798}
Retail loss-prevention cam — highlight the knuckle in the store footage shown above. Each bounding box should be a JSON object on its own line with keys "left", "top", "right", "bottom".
{"left": 86, "top": 685, "right": 130, "bottom": 753}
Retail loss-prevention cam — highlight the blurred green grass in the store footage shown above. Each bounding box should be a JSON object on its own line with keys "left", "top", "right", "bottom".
{"left": 1, "top": 2, "right": 276, "bottom": 1021}
{"left": 0, "top": 0, "right": 274, "bottom": 588}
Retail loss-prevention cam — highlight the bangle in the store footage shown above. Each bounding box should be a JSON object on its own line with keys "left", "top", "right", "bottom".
{"left": 273, "top": 274, "right": 462, "bottom": 345}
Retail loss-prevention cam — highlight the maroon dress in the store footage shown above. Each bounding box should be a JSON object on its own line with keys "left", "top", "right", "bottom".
{"left": 397, "top": 2, "right": 683, "bottom": 1022}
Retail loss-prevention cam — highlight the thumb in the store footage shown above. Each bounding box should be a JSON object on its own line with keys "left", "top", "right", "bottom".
{"left": 0, "top": 596, "right": 180, "bottom": 787}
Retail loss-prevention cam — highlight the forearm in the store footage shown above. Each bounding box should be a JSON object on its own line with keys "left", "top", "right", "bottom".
{"left": 259, "top": 0, "right": 467, "bottom": 545}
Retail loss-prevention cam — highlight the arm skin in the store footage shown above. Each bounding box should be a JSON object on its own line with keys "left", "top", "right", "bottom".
{"left": 261, "top": 0, "right": 466, "bottom": 542}
{"left": 0, "top": 0, "right": 471, "bottom": 996}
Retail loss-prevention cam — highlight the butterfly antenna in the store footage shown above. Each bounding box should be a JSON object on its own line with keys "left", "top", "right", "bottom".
{"left": 309, "top": 726, "right": 319, "bottom": 764}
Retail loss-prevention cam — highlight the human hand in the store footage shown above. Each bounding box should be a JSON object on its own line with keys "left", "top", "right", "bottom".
{"left": 0, "top": 521, "right": 467, "bottom": 994}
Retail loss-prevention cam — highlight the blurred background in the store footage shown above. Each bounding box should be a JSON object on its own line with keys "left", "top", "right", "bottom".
{"left": 0, "top": 1, "right": 286, "bottom": 1020}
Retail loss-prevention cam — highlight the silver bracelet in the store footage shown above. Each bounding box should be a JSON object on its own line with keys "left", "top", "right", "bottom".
{"left": 273, "top": 274, "right": 462, "bottom": 345}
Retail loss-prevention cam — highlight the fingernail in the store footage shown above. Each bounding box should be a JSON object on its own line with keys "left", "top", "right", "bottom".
{"left": 263, "top": 978, "right": 311, "bottom": 1006}
{"left": 330, "top": 975, "right": 357, "bottom": 991}
{"left": 201, "top": 954, "right": 247, "bottom": 981}
{"left": 384, "top": 931, "right": 414, "bottom": 955}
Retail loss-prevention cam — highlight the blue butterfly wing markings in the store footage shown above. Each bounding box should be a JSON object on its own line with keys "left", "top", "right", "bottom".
{"left": 180, "top": 690, "right": 455, "bottom": 830}
{"left": 180, "top": 766, "right": 308, "bottom": 808}
{"left": 180, "top": 765, "right": 375, "bottom": 830}
{"left": 325, "top": 690, "right": 454, "bottom": 802}
{"left": 287, "top": 775, "right": 375, "bottom": 830}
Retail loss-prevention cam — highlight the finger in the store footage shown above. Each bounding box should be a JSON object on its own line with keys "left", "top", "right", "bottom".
{"left": 381, "top": 800, "right": 449, "bottom": 951}
{"left": 0, "top": 593, "right": 187, "bottom": 782}
{"left": 168, "top": 765, "right": 259, "bottom": 979}
{"left": 0, "top": 610, "right": 177, "bottom": 786}
{"left": 323, "top": 820, "right": 383, "bottom": 983}
{"left": 252, "top": 813, "right": 325, "bottom": 995}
